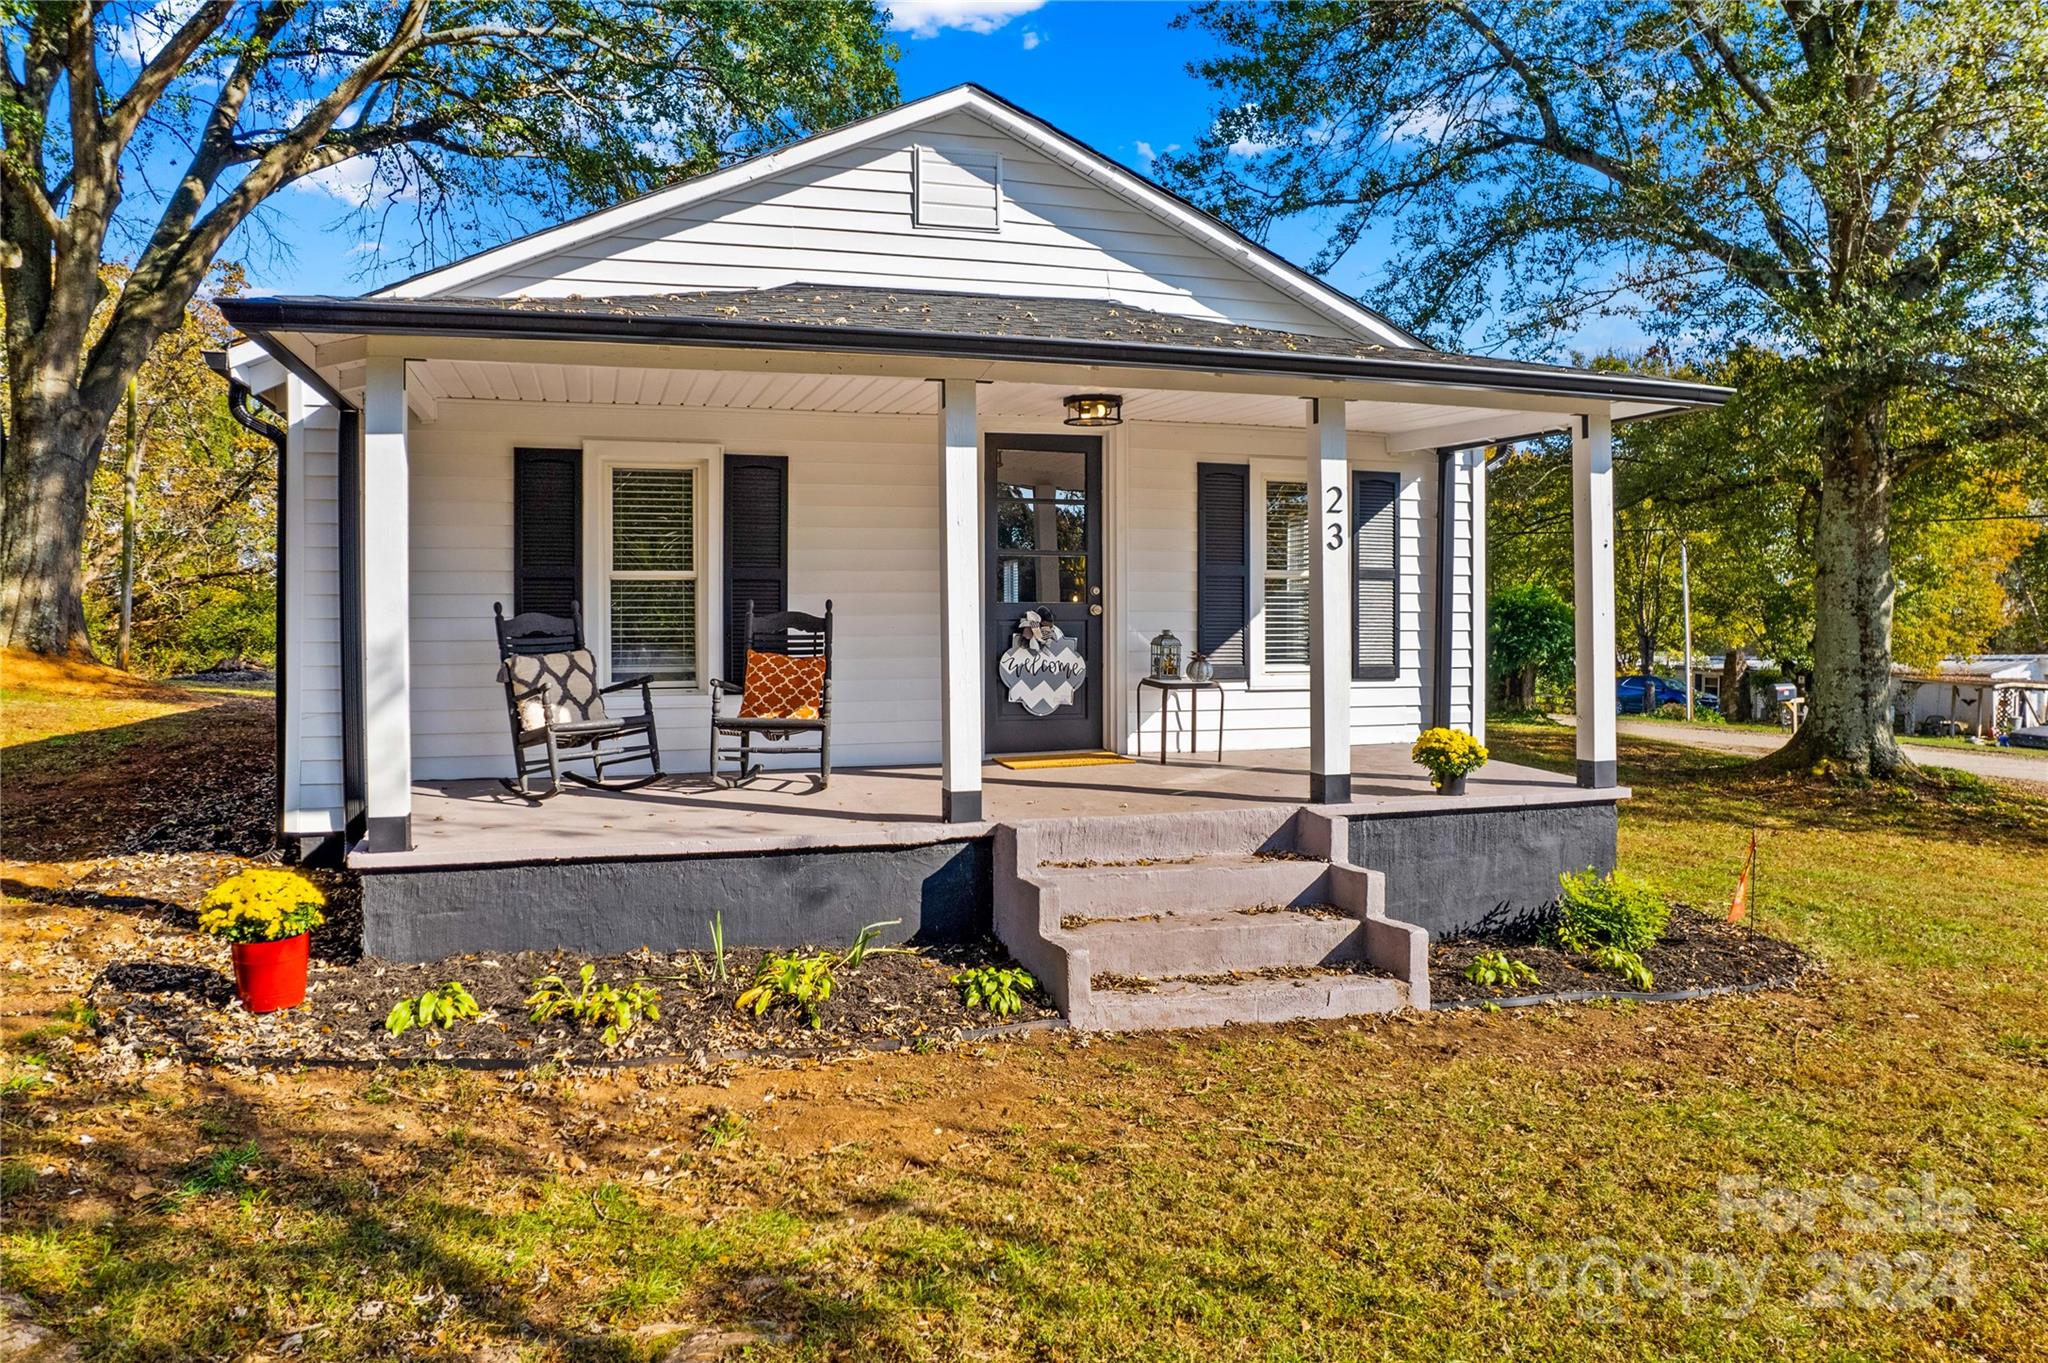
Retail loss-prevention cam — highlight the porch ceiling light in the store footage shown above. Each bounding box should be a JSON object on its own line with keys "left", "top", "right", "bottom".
{"left": 1062, "top": 393, "right": 1123, "bottom": 427}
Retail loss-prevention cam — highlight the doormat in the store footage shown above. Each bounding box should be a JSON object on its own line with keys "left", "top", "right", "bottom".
{"left": 995, "top": 750, "right": 1135, "bottom": 770}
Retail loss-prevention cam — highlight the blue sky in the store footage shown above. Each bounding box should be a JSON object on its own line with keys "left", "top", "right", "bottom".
{"left": 246, "top": 0, "right": 1636, "bottom": 357}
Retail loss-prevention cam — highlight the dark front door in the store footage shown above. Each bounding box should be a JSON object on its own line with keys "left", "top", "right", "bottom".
{"left": 986, "top": 434, "right": 1104, "bottom": 754}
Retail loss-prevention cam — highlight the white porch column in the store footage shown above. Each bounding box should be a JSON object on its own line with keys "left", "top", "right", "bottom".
{"left": 938, "top": 378, "right": 984, "bottom": 822}
{"left": 1307, "top": 397, "right": 1352, "bottom": 804}
{"left": 1572, "top": 409, "right": 1618, "bottom": 788}
{"left": 361, "top": 356, "right": 413, "bottom": 850}
{"left": 1468, "top": 447, "right": 1489, "bottom": 744}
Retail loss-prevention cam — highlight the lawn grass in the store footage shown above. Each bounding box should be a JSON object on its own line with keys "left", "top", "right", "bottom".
{"left": 4, "top": 713, "right": 2047, "bottom": 1360}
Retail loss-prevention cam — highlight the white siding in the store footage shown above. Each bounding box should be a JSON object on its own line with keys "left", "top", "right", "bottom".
{"left": 387, "top": 402, "right": 1478, "bottom": 785}
{"left": 1116, "top": 425, "right": 1436, "bottom": 754}
{"left": 457, "top": 110, "right": 1349, "bottom": 338}
{"left": 285, "top": 380, "right": 345, "bottom": 830}
{"left": 407, "top": 405, "right": 946, "bottom": 780}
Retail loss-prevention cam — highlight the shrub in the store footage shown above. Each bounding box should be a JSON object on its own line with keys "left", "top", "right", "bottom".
{"left": 198, "top": 868, "right": 325, "bottom": 944}
{"left": 1553, "top": 868, "right": 1671, "bottom": 954}
{"left": 1410, "top": 727, "right": 1489, "bottom": 788}
{"left": 385, "top": 981, "right": 482, "bottom": 1037}
{"left": 1657, "top": 701, "right": 1688, "bottom": 720}
{"left": 953, "top": 964, "right": 1038, "bottom": 1017}
{"left": 1461, "top": 952, "right": 1538, "bottom": 990}
{"left": 526, "top": 965, "right": 661, "bottom": 1047}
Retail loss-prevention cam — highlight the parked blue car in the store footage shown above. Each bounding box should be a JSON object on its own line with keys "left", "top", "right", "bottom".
{"left": 1616, "top": 675, "right": 1718, "bottom": 714}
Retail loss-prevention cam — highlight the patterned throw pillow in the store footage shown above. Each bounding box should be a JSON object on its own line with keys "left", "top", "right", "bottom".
{"left": 504, "top": 649, "right": 608, "bottom": 724}
{"left": 739, "top": 650, "right": 826, "bottom": 720}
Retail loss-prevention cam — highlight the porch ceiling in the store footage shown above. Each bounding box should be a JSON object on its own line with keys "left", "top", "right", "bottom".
{"left": 260, "top": 335, "right": 1646, "bottom": 447}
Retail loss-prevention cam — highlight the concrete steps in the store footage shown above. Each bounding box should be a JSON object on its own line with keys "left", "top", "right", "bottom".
{"left": 1087, "top": 973, "right": 1411, "bottom": 1032}
{"left": 1064, "top": 906, "right": 1364, "bottom": 977}
{"left": 992, "top": 806, "right": 1430, "bottom": 1031}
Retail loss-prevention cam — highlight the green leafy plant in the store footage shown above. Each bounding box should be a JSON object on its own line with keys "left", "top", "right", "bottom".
{"left": 1587, "top": 945, "right": 1655, "bottom": 990}
{"left": 1553, "top": 868, "right": 1672, "bottom": 954}
{"left": 737, "top": 951, "right": 837, "bottom": 1028}
{"left": 841, "top": 918, "right": 900, "bottom": 969}
{"left": 1461, "top": 952, "right": 1539, "bottom": 990}
{"left": 708, "top": 912, "right": 729, "bottom": 984}
{"left": 1410, "top": 726, "right": 1489, "bottom": 788}
{"left": 525, "top": 964, "right": 661, "bottom": 1047}
{"left": 384, "top": 981, "right": 482, "bottom": 1037}
{"left": 953, "top": 964, "right": 1038, "bottom": 1017}
{"left": 734, "top": 920, "right": 900, "bottom": 1029}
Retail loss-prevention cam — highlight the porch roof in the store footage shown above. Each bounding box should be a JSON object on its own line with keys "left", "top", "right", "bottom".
{"left": 220, "top": 284, "right": 1729, "bottom": 415}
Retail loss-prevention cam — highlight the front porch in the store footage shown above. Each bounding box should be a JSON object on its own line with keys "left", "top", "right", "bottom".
{"left": 350, "top": 742, "right": 1625, "bottom": 1019}
{"left": 367, "top": 742, "right": 1605, "bottom": 867}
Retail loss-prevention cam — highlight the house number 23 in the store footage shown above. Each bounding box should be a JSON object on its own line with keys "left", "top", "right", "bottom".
{"left": 1325, "top": 485, "right": 1345, "bottom": 550}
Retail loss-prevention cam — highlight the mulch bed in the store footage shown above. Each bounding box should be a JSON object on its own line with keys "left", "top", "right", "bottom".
{"left": 4, "top": 696, "right": 278, "bottom": 861}
{"left": 88, "top": 937, "right": 1060, "bottom": 1069}
{"left": 1429, "top": 904, "right": 1811, "bottom": 1005}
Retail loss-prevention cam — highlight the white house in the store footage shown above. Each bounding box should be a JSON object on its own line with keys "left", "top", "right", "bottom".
{"left": 224, "top": 86, "right": 1727, "bottom": 1029}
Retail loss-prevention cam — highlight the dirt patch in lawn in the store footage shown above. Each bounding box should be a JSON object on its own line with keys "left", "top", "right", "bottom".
{"left": 87, "top": 937, "right": 1060, "bottom": 1068}
{"left": 1429, "top": 903, "right": 1811, "bottom": 1004}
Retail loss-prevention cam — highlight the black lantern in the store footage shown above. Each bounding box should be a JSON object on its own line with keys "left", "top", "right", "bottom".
{"left": 1149, "top": 629, "right": 1183, "bottom": 679}
{"left": 1063, "top": 393, "right": 1123, "bottom": 427}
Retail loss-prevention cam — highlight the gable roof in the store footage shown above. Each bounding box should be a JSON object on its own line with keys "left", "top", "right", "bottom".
{"left": 373, "top": 84, "right": 1424, "bottom": 350}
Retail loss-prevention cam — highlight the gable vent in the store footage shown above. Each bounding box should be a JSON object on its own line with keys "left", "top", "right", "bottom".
{"left": 914, "top": 144, "right": 1002, "bottom": 232}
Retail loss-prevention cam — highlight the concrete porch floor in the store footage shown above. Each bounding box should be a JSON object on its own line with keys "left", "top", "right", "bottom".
{"left": 358, "top": 744, "right": 1621, "bottom": 869}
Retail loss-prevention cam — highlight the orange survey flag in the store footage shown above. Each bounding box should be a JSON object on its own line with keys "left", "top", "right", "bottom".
{"left": 1728, "top": 831, "right": 1756, "bottom": 924}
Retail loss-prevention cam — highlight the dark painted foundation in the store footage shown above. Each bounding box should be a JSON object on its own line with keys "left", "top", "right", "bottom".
{"left": 360, "top": 839, "right": 992, "bottom": 961}
{"left": 1347, "top": 799, "right": 1618, "bottom": 938}
{"left": 358, "top": 799, "right": 1619, "bottom": 960}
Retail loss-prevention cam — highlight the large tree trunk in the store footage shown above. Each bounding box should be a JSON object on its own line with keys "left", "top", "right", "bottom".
{"left": 1720, "top": 646, "right": 1747, "bottom": 718}
{"left": 1, "top": 389, "right": 115, "bottom": 658}
{"left": 1781, "top": 390, "right": 1908, "bottom": 776}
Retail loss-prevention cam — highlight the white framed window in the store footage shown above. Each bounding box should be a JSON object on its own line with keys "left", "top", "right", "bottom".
{"left": 586, "top": 443, "right": 717, "bottom": 688}
{"left": 1253, "top": 473, "right": 1311, "bottom": 676}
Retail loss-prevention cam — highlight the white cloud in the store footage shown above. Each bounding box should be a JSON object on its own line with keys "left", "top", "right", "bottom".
{"left": 1021, "top": 27, "right": 1043, "bottom": 50}
{"left": 290, "top": 154, "right": 416, "bottom": 207}
{"left": 1227, "top": 135, "right": 1282, "bottom": 158}
{"left": 887, "top": 0, "right": 1047, "bottom": 39}
{"left": 346, "top": 241, "right": 384, "bottom": 255}
{"left": 1133, "top": 140, "right": 1179, "bottom": 173}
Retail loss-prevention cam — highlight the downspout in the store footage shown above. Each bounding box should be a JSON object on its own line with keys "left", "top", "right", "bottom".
{"left": 1432, "top": 446, "right": 1457, "bottom": 729}
{"left": 218, "top": 335, "right": 369, "bottom": 850}
{"left": 206, "top": 352, "right": 291, "bottom": 844}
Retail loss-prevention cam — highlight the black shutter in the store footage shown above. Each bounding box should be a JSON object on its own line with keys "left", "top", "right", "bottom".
{"left": 513, "top": 448, "right": 581, "bottom": 618}
{"left": 1196, "top": 462, "right": 1250, "bottom": 680}
{"left": 1353, "top": 471, "right": 1400, "bottom": 680}
{"left": 724, "top": 453, "right": 789, "bottom": 683}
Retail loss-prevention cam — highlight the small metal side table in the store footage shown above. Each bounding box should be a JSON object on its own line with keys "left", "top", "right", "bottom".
{"left": 1137, "top": 676, "right": 1226, "bottom": 763}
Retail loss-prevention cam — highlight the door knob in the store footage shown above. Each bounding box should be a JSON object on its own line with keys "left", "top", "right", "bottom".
{"left": 1088, "top": 604, "right": 1103, "bottom": 616}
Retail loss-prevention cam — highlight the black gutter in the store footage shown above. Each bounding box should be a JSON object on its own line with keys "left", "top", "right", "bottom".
{"left": 207, "top": 351, "right": 292, "bottom": 842}
{"left": 231, "top": 332, "right": 369, "bottom": 852}
{"left": 217, "top": 296, "right": 1733, "bottom": 410}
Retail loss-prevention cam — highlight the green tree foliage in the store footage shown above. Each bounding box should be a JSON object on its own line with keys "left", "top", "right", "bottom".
{"left": 1166, "top": 0, "right": 2048, "bottom": 776}
{"left": 1487, "top": 581, "right": 1573, "bottom": 710}
{"left": 2, "top": 1, "right": 899, "bottom": 658}
{"left": 79, "top": 264, "right": 277, "bottom": 676}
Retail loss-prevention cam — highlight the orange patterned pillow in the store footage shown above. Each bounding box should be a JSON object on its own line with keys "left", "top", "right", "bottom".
{"left": 739, "top": 650, "right": 826, "bottom": 720}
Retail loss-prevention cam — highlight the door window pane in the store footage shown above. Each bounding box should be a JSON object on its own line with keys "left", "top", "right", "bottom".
{"left": 997, "top": 556, "right": 1040, "bottom": 603}
{"left": 1058, "top": 556, "right": 1088, "bottom": 603}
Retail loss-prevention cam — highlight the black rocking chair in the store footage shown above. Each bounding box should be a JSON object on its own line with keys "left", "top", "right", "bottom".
{"left": 708, "top": 601, "right": 833, "bottom": 789}
{"left": 494, "top": 601, "right": 664, "bottom": 800}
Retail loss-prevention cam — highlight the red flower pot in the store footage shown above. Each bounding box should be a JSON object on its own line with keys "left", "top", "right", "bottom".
{"left": 231, "top": 933, "right": 310, "bottom": 1013}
